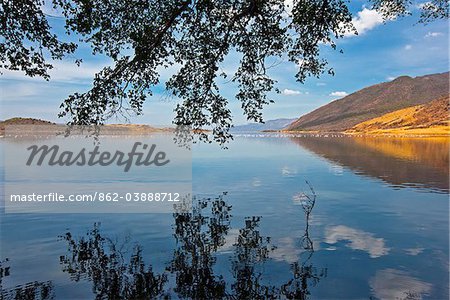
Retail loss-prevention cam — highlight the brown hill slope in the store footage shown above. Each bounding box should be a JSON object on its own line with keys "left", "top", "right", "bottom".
{"left": 0, "top": 117, "right": 55, "bottom": 135}
{"left": 286, "top": 72, "right": 449, "bottom": 131}
{"left": 347, "top": 95, "right": 449, "bottom": 135}
{"left": 0, "top": 117, "right": 55, "bottom": 127}
{"left": 0, "top": 117, "right": 173, "bottom": 136}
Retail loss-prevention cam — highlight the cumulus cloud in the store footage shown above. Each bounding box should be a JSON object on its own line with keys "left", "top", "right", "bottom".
{"left": 282, "top": 88, "right": 302, "bottom": 96}
{"left": 386, "top": 76, "right": 396, "bottom": 81}
{"left": 404, "top": 44, "right": 412, "bottom": 50}
{"left": 288, "top": 4, "right": 384, "bottom": 37}
{"left": 325, "top": 225, "right": 390, "bottom": 258}
{"left": 425, "top": 31, "right": 443, "bottom": 38}
{"left": 329, "top": 91, "right": 348, "bottom": 97}
{"left": 345, "top": 8, "right": 384, "bottom": 37}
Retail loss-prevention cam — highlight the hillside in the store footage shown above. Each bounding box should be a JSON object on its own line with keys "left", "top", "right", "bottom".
{"left": 0, "top": 117, "right": 55, "bottom": 135}
{"left": 286, "top": 72, "right": 449, "bottom": 131}
{"left": 347, "top": 96, "right": 449, "bottom": 136}
{"left": 0, "top": 117, "right": 171, "bottom": 136}
{"left": 231, "top": 118, "right": 297, "bottom": 132}
{"left": 0, "top": 117, "right": 55, "bottom": 127}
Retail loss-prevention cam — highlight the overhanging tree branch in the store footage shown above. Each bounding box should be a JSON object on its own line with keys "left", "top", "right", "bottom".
{"left": 1, "top": 0, "right": 448, "bottom": 144}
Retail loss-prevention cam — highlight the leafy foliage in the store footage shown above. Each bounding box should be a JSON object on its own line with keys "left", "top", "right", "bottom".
{"left": 1, "top": 0, "right": 448, "bottom": 143}
{"left": 0, "top": 0, "right": 77, "bottom": 78}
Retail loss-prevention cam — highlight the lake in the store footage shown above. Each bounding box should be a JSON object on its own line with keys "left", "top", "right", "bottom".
{"left": 1, "top": 134, "right": 448, "bottom": 299}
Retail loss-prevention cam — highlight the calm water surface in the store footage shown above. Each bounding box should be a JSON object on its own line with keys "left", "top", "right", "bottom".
{"left": 1, "top": 135, "right": 449, "bottom": 299}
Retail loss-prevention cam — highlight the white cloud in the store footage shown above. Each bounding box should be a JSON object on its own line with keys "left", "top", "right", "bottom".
{"left": 316, "top": 82, "right": 327, "bottom": 86}
{"left": 329, "top": 91, "right": 348, "bottom": 97}
{"left": 404, "top": 44, "right": 412, "bottom": 50}
{"left": 1, "top": 83, "right": 40, "bottom": 100}
{"left": 282, "top": 88, "right": 302, "bottom": 96}
{"left": 345, "top": 8, "right": 384, "bottom": 37}
{"left": 325, "top": 225, "right": 390, "bottom": 258}
{"left": 369, "top": 269, "right": 432, "bottom": 300}
{"left": 41, "top": 2, "right": 63, "bottom": 17}
{"left": 51, "top": 61, "right": 108, "bottom": 81}
{"left": 425, "top": 31, "right": 443, "bottom": 38}
{"left": 386, "top": 76, "right": 396, "bottom": 81}
{"left": 2, "top": 60, "right": 109, "bottom": 83}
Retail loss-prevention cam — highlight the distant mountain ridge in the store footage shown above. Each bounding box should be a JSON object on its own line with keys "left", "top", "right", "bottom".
{"left": 286, "top": 72, "right": 450, "bottom": 131}
{"left": 232, "top": 118, "right": 297, "bottom": 132}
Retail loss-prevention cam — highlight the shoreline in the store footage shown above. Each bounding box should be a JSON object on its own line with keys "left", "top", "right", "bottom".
{"left": 268, "top": 129, "right": 450, "bottom": 138}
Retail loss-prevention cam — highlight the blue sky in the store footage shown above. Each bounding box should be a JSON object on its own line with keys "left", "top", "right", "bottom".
{"left": 1, "top": 1, "right": 448, "bottom": 125}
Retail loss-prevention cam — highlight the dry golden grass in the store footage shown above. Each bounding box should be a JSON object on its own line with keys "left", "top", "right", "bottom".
{"left": 348, "top": 125, "right": 450, "bottom": 136}
{"left": 347, "top": 96, "right": 449, "bottom": 137}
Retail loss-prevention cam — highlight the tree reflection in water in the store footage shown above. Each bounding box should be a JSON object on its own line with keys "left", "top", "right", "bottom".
{"left": 1, "top": 258, "right": 54, "bottom": 300}
{"left": 59, "top": 224, "right": 168, "bottom": 299}
{"left": 1, "top": 281, "right": 54, "bottom": 300}
{"left": 281, "top": 182, "right": 327, "bottom": 300}
{"left": 167, "top": 194, "right": 231, "bottom": 299}
{"left": 231, "top": 216, "right": 278, "bottom": 299}
{"left": 55, "top": 189, "right": 326, "bottom": 299}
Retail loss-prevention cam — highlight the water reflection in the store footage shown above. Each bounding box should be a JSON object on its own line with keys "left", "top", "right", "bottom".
{"left": 1, "top": 259, "right": 54, "bottom": 300}
{"left": 54, "top": 192, "right": 326, "bottom": 299}
{"left": 167, "top": 194, "right": 231, "bottom": 299}
{"left": 0, "top": 259, "right": 10, "bottom": 283}
{"left": 325, "top": 225, "right": 390, "bottom": 258}
{"left": 290, "top": 136, "right": 449, "bottom": 192}
{"left": 1, "top": 280, "right": 54, "bottom": 300}
{"left": 59, "top": 224, "right": 168, "bottom": 299}
{"left": 230, "top": 216, "right": 278, "bottom": 298}
{"left": 369, "top": 268, "right": 432, "bottom": 300}
{"left": 281, "top": 183, "right": 327, "bottom": 300}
